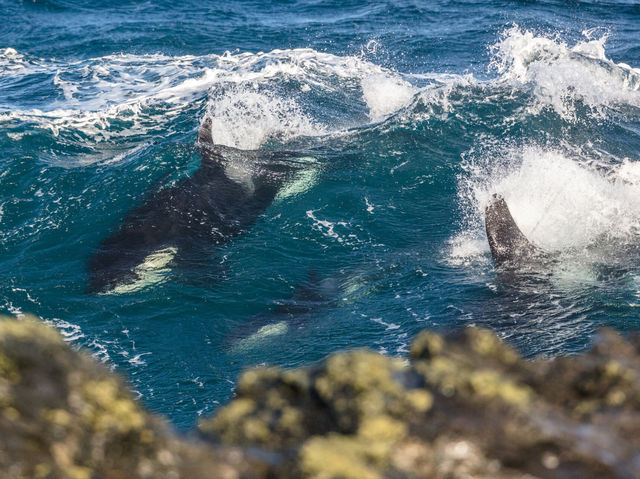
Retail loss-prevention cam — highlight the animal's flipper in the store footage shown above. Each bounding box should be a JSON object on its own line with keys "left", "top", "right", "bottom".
{"left": 198, "top": 117, "right": 214, "bottom": 145}
{"left": 485, "top": 194, "right": 543, "bottom": 268}
{"left": 196, "top": 117, "right": 236, "bottom": 171}
{"left": 196, "top": 117, "right": 257, "bottom": 169}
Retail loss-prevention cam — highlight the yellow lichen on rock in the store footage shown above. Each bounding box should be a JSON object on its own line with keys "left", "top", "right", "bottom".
{"left": 410, "top": 330, "right": 443, "bottom": 359}
{"left": 0, "top": 315, "right": 260, "bottom": 479}
{"left": 210, "top": 398, "right": 257, "bottom": 442}
{"left": 313, "top": 350, "right": 413, "bottom": 423}
{"left": 358, "top": 415, "right": 407, "bottom": 442}
{"left": 2, "top": 314, "right": 640, "bottom": 478}
{"left": 301, "top": 434, "right": 383, "bottom": 479}
{"left": 302, "top": 416, "right": 408, "bottom": 479}
{"left": 0, "top": 351, "right": 19, "bottom": 384}
{"left": 405, "top": 389, "right": 433, "bottom": 412}
{"left": 469, "top": 370, "right": 532, "bottom": 406}
{"left": 43, "top": 408, "right": 72, "bottom": 428}
{"left": 82, "top": 379, "right": 145, "bottom": 433}
{"left": 466, "top": 328, "right": 518, "bottom": 365}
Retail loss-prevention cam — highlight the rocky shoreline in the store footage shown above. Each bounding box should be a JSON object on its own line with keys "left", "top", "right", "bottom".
{"left": 1, "top": 315, "right": 638, "bottom": 478}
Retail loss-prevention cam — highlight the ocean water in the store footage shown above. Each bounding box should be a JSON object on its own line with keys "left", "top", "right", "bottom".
{"left": 1, "top": 0, "right": 640, "bottom": 429}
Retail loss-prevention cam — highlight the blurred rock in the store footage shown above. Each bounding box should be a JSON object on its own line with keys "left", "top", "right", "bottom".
{"left": 203, "top": 327, "right": 640, "bottom": 478}
{"left": 0, "top": 315, "right": 264, "bottom": 479}
{"left": 2, "top": 315, "right": 640, "bottom": 478}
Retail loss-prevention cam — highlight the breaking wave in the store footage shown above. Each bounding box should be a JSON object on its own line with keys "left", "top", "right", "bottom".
{"left": 450, "top": 27, "right": 640, "bottom": 273}
{"left": 459, "top": 146, "right": 640, "bottom": 252}
{"left": 2, "top": 25, "right": 637, "bottom": 161}
{"left": 0, "top": 47, "right": 424, "bottom": 155}
{"left": 491, "top": 26, "right": 640, "bottom": 121}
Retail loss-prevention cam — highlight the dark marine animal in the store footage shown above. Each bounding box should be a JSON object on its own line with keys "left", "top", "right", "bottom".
{"left": 222, "top": 271, "right": 340, "bottom": 352}
{"left": 87, "top": 118, "right": 315, "bottom": 294}
{"left": 485, "top": 194, "right": 550, "bottom": 268}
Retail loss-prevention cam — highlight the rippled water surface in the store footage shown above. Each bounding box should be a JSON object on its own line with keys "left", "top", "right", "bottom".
{"left": 1, "top": 0, "right": 640, "bottom": 428}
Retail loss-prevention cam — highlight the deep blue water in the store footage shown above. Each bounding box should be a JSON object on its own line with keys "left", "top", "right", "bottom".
{"left": 2, "top": 0, "right": 640, "bottom": 429}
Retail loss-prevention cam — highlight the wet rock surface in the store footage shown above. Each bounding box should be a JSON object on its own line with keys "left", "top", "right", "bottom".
{"left": 1, "top": 315, "right": 640, "bottom": 478}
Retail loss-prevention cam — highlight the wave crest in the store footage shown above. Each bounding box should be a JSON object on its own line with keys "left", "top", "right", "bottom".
{"left": 491, "top": 26, "right": 640, "bottom": 120}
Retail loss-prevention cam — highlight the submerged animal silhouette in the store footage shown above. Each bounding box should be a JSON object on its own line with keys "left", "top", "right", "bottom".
{"left": 223, "top": 270, "right": 340, "bottom": 352}
{"left": 87, "top": 118, "right": 317, "bottom": 294}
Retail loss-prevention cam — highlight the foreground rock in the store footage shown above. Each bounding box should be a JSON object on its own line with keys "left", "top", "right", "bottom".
{"left": 204, "top": 327, "right": 640, "bottom": 478}
{"left": 1, "top": 316, "right": 639, "bottom": 478}
{"left": 0, "top": 316, "right": 265, "bottom": 479}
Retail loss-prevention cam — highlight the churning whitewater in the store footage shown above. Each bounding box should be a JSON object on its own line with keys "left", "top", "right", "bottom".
{"left": 1, "top": 0, "right": 640, "bottom": 429}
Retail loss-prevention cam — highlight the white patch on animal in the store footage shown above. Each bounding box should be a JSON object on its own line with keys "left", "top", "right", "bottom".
{"left": 229, "top": 321, "right": 289, "bottom": 352}
{"left": 223, "top": 159, "right": 255, "bottom": 193}
{"left": 102, "top": 246, "right": 177, "bottom": 295}
{"left": 275, "top": 157, "right": 319, "bottom": 202}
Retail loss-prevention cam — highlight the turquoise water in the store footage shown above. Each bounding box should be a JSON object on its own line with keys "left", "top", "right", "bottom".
{"left": 1, "top": 1, "right": 640, "bottom": 429}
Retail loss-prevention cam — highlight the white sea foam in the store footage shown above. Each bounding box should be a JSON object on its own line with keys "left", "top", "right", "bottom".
{"left": 0, "top": 51, "right": 219, "bottom": 149}
{"left": 491, "top": 26, "right": 640, "bottom": 120}
{"left": 39, "top": 317, "right": 124, "bottom": 369}
{"left": 0, "top": 47, "right": 430, "bottom": 154}
{"left": 455, "top": 145, "right": 640, "bottom": 269}
{"left": 201, "top": 48, "right": 428, "bottom": 147}
{"left": 370, "top": 317, "right": 400, "bottom": 331}
{"left": 360, "top": 73, "right": 416, "bottom": 121}
{"left": 205, "top": 87, "right": 323, "bottom": 149}
{"left": 411, "top": 74, "right": 477, "bottom": 120}
{"left": 306, "top": 209, "right": 350, "bottom": 243}
{"left": 492, "top": 148, "right": 640, "bottom": 251}
{"left": 0, "top": 47, "right": 33, "bottom": 74}
{"left": 128, "top": 352, "right": 152, "bottom": 366}
{"left": 447, "top": 235, "right": 490, "bottom": 266}
{"left": 45, "top": 319, "right": 85, "bottom": 342}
